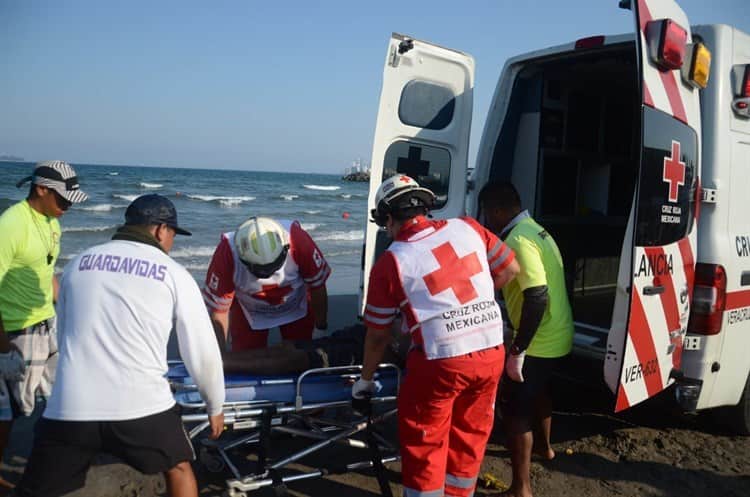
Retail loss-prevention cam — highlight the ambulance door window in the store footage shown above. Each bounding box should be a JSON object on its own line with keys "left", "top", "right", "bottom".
{"left": 634, "top": 107, "right": 698, "bottom": 246}
{"left": 383, "top": 141, "right": 451, "bottom": 209}
{"left": 398, "top": 80, "right": 456, "bottom": 130}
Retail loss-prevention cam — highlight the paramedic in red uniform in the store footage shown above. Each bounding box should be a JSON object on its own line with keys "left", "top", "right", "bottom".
{"left": 203, "top": 216, "right": 330, "bottom": 350}
{"left": 353, "top": 175, "right": 520, "bottom": 497}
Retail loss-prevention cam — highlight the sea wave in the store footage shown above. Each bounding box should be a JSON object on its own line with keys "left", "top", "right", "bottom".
{"left": 302, "top": 184, "right": 340, "bottom": 191}
{"left": 108, "top": 172, "right": 119, "bottom": 176}
{"left": 140, "top": 182, "right": 163, "bottom": 189}
{"left": 76, "top": 203, "right": 119, "bottom": 212}
{"left": 280, "top": 194, "right": 299, "bottom": 201}
{"left": 301, "top": 223, "right": 321, "bottom": 231}
{"left": 304, "top": 210, "right": 321, "bottom": 215}
{"left": 169, "top": 246, "right": 217, "bottom": 259}
{"left": 185, "top": 194, "right": 255, "bottom": 207}
{"left": 316, "top": 230, "right": 363, "bottom": 242}
{"left": 341, "top": 194, "right": 352, "bottom": 199}
{"left": 113, "top": 194, "right": 139, "bottom": 202}
{"left": 62, "top": 224, "right": 118, "bottom": 233}
{"left": 326, "top": 249, "right": 361, "bottom": 257}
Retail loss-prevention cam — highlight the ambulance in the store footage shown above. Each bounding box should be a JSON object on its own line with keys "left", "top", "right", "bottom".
{"left": 360, "top": 0, "right": 750, "bottom": 433}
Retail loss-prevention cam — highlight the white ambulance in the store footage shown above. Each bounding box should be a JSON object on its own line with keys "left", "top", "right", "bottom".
{"left": 360, "top": 0, "right": 750, "bottom": 433}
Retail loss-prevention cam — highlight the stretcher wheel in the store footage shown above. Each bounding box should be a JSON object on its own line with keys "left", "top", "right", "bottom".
{"left": 199, "top": 447, "right": 225, "bottom": 473}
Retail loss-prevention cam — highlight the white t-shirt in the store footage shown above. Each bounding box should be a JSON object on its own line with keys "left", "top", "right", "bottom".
{"left": 45, "top": 239, "right": 225, "bottom": 420}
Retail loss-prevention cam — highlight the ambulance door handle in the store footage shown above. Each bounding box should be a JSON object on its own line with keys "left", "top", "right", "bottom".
{"left": 642, "top": 285, "right": 665, "bottom": 295}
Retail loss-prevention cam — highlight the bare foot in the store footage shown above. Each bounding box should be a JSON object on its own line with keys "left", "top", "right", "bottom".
{"left": 533, "top": 447, "right": 555, "bottom": 460}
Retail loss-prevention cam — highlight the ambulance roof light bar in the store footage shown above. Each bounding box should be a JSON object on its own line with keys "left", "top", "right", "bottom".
{"left": 646, "top": 19, "right": 687, "bottom": 71}
{"left": 731, "top": 65, "right": 750, "bottom": 118}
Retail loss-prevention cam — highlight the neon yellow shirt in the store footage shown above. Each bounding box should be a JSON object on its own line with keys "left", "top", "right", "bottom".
{"left": 502, "top": 215, "right": 573, "bottom": 358}
{"left": 0, "top": 200, "right": 61, "bottom": 331}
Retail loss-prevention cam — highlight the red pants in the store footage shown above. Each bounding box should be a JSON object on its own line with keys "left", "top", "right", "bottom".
{"left": 398, "top": 345, "right": 504, "bottom": 497}
{"left": 228, "top": 299, "right": 315, "bottom": 350}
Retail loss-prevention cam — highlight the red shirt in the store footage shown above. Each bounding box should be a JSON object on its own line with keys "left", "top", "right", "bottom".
{"left": 364, "top": 216, "right": 514, "bottom": 343}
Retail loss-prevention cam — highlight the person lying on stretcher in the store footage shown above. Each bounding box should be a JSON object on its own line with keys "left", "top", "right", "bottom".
{"left": 221, "top": 323, "right": 408, "bottom": 375}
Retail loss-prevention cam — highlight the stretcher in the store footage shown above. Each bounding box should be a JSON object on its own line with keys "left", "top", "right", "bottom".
{"left": 168, "top": 361, "right": 401, "bottom": 497}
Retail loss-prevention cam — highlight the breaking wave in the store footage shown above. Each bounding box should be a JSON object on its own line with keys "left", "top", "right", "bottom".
{"left": 140, "top": 182, "right": 163, "bottom": 189}
{"left": 280, "top": 194, "right": 299, "bottom": 201}
{"left": 169, "top": 246, "right": 217, "bottom": 259}
{"left": 76, "top": 203, "right": 119, "bottom": 212}
{"left": 316, "top": 230, "right": 363, "bottom": 242}
{"left": 185, "top": 194, "right": 255, "bottom": 207}
{"left": 113, "top": 194, "right": 139, "bottom": 202}
{"left": 62, "top": 224, "right": 118, "bottom": 233}
{"left": 303, "top": 185, "right": 340, "bottom": 191}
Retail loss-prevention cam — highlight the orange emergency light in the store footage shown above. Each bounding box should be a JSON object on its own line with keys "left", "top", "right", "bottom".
{"left": 646, "top": 19, "right": 687, "bottom": 70}
{"left": 684, "top": 42, "right": 711, "bottom": 89}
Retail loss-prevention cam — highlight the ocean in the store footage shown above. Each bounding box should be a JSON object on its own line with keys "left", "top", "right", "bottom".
{"left": 0, "top": 162, "right": 368, "bottom": 295}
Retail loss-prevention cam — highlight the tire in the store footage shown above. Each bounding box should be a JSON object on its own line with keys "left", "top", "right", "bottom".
{"left": 725, "top": 372, "right": 750, "bottom": 436}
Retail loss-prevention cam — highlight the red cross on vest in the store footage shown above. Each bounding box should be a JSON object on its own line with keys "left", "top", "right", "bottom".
{"left": 252, "top": 284, "right": 293, "bottom": 305}
{"left": 423, "top": 242, "right": 482, "bottom": 305}
{"left": 663, "top": 140, "right": 686, "bottom": 203}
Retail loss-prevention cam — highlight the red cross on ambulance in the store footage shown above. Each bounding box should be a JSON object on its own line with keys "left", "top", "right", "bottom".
{"left": 422, "top": 242, "right": 482, "bottom": 305}
{"left": 252, "top": 284, "right": 293, "bottom": 305}
{"left": 663, "top": 140, "right": 686, "bottom": 203}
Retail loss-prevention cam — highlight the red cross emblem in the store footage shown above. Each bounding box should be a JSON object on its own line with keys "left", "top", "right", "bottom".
{"left": 422, "top": 242, "right": 482, "bottom": 305}
{"left": 251, "top": 284, "right": 293, "bottom": 305}
{"left": 663, "top": 140, "right": 685, "bottom": 203}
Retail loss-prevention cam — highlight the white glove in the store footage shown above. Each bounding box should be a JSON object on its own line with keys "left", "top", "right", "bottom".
{"left": 506, "top": 351, "right": 526, "bottom": 383}
{"left": 0, "top": 350, "right": 25, "bottom": 382}
{"left": 351, "top": 378, "right": 378, "bottom": 399}
{"left": 312, "top": 326, "right": 328, "bottom": 340}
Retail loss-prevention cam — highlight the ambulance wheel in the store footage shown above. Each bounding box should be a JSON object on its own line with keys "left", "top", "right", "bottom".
{"left": 726, "top": 373, "right": 750, "bottom": 435}
{"left": 199, "top": 447, "right": 226, "bottom": 473}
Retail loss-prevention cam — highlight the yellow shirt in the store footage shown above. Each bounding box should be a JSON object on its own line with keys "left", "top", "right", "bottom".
{"left": 502, "top": 215, "right": 573, "bottom": 358}
{"left": 0, "top": 200, "right": 61, "bottom": 330}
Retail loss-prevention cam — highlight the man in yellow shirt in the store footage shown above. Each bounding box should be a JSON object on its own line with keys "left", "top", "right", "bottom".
{"left": 0, "top": 161, "right": 87, "bottom": 483}
{"left": 479, "top": 180, "right": 573, "bottom": 497}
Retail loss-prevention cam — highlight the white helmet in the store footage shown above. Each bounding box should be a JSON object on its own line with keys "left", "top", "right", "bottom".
{"left": 371, "top": 175, "right": 435, "bottom": 227}
{"left": 234, "top": 217, "right": 289, "bottom": 278}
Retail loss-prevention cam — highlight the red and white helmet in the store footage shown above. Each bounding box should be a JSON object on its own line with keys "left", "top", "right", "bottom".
{"left": 371, "top": 175, "right": 435, "bottom": 227}
{"left": 234, "top": 217, "right": 289, "bottom": 278}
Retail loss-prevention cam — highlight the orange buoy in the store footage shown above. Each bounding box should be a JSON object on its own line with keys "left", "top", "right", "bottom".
{"left": 342, "top": 212, "right": 350, "bottom": 219}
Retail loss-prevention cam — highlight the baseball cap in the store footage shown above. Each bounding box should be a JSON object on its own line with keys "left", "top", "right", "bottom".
{"left": 124, "top": 194, "right": 192, "bottom": 236}
{"left": 16, "top": 160, "right": 88, "bottom": 204}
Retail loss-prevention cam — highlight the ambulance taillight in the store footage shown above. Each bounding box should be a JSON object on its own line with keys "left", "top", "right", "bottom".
{"left": 732, "top": 65, "right": 750, "bottom": 117}
{"left": 687, "top": 264, "right": 727, "bottom": 335}
{"left": 646, "top": 19, "right": 687, "bottom": 70}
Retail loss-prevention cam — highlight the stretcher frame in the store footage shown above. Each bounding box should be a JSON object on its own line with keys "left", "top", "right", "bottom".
{"left": 171, "top": 363, "right": 401, "bottom": 497}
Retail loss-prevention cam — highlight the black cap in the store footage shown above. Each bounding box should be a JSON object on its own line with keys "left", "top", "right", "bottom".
{"left": 125, "top": 194, "right": 191, "bottom": 236}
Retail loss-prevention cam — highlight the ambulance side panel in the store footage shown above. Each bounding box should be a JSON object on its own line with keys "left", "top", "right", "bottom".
{"left": 684, "top": 25, "right": 750, "bottom": 410}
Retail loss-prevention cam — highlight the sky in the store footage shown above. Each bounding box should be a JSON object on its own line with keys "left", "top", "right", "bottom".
{"left": 1, "top": 0, "right": 748, "bottom": 174}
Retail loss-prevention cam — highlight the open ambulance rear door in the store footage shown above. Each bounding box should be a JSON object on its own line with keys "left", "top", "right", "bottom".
{"left": 604, "top": 0, "right": 703, "bottom": 411}
{"left": 358, "top": 34, "right": 475, "bottom": 315}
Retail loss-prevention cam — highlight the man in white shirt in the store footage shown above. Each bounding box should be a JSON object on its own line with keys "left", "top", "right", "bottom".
{"left": 15, "top": 194, "right": 225, "bottom": 497}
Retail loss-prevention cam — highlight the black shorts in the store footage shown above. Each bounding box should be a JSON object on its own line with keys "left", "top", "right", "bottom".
{"left": 499, "top": 355, "right": 560, "bottom": 419}
{"left": 16, "top": 404, "right": 194, "bottom": 497}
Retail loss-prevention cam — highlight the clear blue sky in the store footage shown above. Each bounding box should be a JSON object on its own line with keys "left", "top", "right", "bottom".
{"left": 1, "top": 0, "right": 748, "bottom": 174}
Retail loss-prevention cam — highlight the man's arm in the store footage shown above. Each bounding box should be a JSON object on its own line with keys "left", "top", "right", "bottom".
{"left": 494, "top": 257, "right": 520, "bottom": 289}
{"left": 511, "top": 285, "right": 548, "bottom": 353}
{"left": 360, "top": 326, "right": 392, "bottom": 381}
{"left": 209, "top": 311, "right": 229, "bottom": 352}
{"left": 310, "top": 285, "right": 328, "bottom": 330}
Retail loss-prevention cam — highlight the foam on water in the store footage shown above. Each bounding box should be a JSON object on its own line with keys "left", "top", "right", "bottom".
{"left": 169, "top": 246, "right": 217, "bottom": 258}
{"left": 301, "top": 223, "right": 321, "bottom": 231}
{"left": 316, "top": 230, "right": 363, "bottom": 242}
{"left": 140, "top": 182, "right": 163, "bottom": 189}
{"left": 62, "top": 225, "right": 118, "bottom": 233}
{"left": 113, "top": 194, "right": 139, "bottom": 202}
{"left": 280, "top": 194, "right": 299, "bottom": 200}
{"left": 303, "top": 184, "right": 340, "bottom": 191}
{"left": 76, "top": 203, "right": 119, "bottom": 212}
{"left": 186, "top": 194, "right": 255, "bottom": 207}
